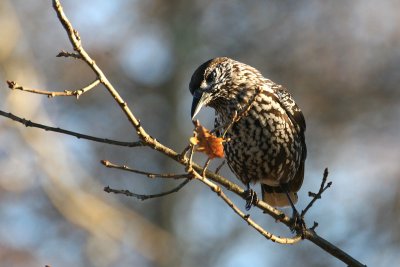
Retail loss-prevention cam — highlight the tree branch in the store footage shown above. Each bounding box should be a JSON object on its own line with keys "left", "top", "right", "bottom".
{"left": 104, "top": 178, "right": 190, "bottom": 201}
{"left": 56, "top": 49, "right": 82, "bottom": 59}
{"left": 186, "top": 156, "right": 302, "bottom": 245}
{"left": 303, "top": 230, "right": 366, "bottom": 267}
{"left": 301, "top": 168, "right": 332, "bottom": 217}
{"left": 214, "top": 160, "right": 226, "bottom": 174}
{"left": 52, "top": 0, "right": 153, "bottom": 145}
{"left": 101, "top": 160, "right": 188, "bottom": 179}
{"left": 0, "top": 111, "right": 143, "bottom": 147}
{"left": 7, "top": 79, "right": 100, "bottom": 98}
{"left": 0, "top": 1, "right": 367, "bottom": 266}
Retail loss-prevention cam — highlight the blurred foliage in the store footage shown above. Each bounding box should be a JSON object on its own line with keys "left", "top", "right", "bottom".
{"left": 0, "top": 0, "right": 399, "bottom": 266}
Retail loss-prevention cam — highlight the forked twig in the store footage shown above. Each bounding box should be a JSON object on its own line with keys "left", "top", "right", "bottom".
{"left": 301, "top": 168, "right": 332, "bottom": 217}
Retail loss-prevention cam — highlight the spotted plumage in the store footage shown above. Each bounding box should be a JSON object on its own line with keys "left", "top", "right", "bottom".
{"left": 189, "top": 57, "right": 306, "bottom": 207}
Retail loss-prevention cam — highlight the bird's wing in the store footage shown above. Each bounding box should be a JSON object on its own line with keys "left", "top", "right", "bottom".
{"left": 271, "top": 84, "right": 306, "bottom": 132}
{"left": 271, "top": 84, "right": 307, "bottom": 192}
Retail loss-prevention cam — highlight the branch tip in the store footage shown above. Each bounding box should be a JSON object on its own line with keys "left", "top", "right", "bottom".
{"left": 6, "top": 80, "right": 16, "bottom": 89}
{"left": 104, "top": 179, "right": 190, "bottom": 201}
{"left": 310, "top": 221, "right": 319, "bottom": 231}
{"left": 301, "top": 168, "right": 333, "bottom": 217}
{"left": 323, "top": 167, "right": 329, "bottom": 177}
{"left": 101, "top": 160, "right": 109, "bottom": 166}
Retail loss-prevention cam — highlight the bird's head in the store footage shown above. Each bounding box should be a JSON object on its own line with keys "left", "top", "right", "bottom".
{"left": 189, "top": 57, "right": 232, "bottom": 119}
{"left": 189, "top": 57, "right": 265, "bottom": 119}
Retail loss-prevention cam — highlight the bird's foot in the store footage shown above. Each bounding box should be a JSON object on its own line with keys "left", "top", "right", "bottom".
{"left": 281, "top": 186, "right": 306, "bottom": 233}
{"left": 244, "top": 185, "right": 258, "bottom": 211}
{"left": 290, "top": 209, "right": 306, "bottom": 235}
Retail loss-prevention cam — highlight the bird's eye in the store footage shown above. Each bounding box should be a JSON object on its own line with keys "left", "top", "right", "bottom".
{"left": 206, "top": 70, "right": 217, "bottom": 83}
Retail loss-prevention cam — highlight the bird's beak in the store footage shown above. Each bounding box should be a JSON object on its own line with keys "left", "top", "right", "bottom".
{"left": 191, "top": 90, "right": 211, "bottom": 120}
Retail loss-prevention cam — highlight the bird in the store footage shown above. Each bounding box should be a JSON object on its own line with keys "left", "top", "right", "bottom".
{"left": 189, "top": 57, "right": 306, "bottom": 208}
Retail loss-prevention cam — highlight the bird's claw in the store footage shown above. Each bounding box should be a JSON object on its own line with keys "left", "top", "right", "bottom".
{"left": 290, "top": 209, "right": 306, "bottom": 234}
{"left": 244, "top": 188, "right": 258, "bottom": 211}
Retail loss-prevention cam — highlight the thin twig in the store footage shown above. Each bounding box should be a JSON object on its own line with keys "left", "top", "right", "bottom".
{"left": 7, "top": 79, "right": 100, "bottom": 98}
{"left": 0, "top": 111, "right": 143, "bottom": 147}
{"left": 186, "top": 145, "right": 195, "bottom": 172}
{"left": 301, "top": 168, "right": 332, "bottom": 217}
{"left": 104, "top": 178, "right": 190, "bottom": 201}
{"left": 177, "top": 144, "right": 191, "bottom": 161}
{"left": 310, "top": 221, "right": 319, "bottom": 231}
{"left": 56, "top": 50, "right": 82, "bottom": 59}
{"left": 215, "top": 160, "right": 226, "bottom": 174}
{"left": 101, "top": 160, "right": 189, "bottom": 179}
{"left": 201, "top": 158, "right": 211, "bottom": 177}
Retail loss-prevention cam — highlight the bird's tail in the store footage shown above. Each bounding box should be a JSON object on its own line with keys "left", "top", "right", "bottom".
{"left": 261, "top": 184, "right": 298, "bottom": 207}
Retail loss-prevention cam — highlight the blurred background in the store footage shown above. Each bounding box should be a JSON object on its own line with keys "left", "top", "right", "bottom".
{"left": 0, "top": 0, "right": 399, "bottom": 266}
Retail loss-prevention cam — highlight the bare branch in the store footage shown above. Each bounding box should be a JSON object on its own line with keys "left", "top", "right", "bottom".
{"left": 178, "top": 144, "right": 191, "bottom": 161}
{"left": 1, "top": 2, "right": 367, "bottom": 266}
{"left": 0, "top": 111, "right": 143, "bottom": 147}
{"left": 56, "top": 50, "right": 82, "bottom": 59}
{"left": 101, "top": 160, "right": 188, "bottom": 179}
{"left": 215, "top": 160, "right": 226, "bottom": 174}
{"left": 301, "top": 168, "right": 332, "bottom": 217}
{"left": 7, "top": 79, "right": 100, "bottom": 98}
{"left": 52, "top": 0, "right": 155, "bottom": 148}
{"left": 201, "top": 158, "right": 211, "bottom": 177}
{"left": 104, "top": 178, "right": 190, "bottom": 201}
{"left": 304, "top": 230, "right": 366, "bottom": 267}
{"left": 187, "top": 156, "right": 364, "bottom": 266}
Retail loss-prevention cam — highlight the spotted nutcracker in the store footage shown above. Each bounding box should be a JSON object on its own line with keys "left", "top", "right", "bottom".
{"left": 189, "top": 57, "right": 306, "bottom": 208}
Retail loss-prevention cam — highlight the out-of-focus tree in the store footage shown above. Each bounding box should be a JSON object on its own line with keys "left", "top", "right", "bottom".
{"left": 0, "top": 0, "right": 399, "bottom": 266}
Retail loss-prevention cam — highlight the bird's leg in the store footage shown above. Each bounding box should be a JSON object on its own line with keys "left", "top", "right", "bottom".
{"left": 284, "top": 190, "right": 299, "bottom": 217}
{"left": 244, "top": 183, "right": 258, "bottom": 211}
{"left": 282, "top": 186, "right": 306, "bottom": 233}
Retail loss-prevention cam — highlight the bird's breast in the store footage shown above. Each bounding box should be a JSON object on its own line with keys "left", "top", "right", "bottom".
{"left": 215, "top": 99, "right": 302, "bottom": 185}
